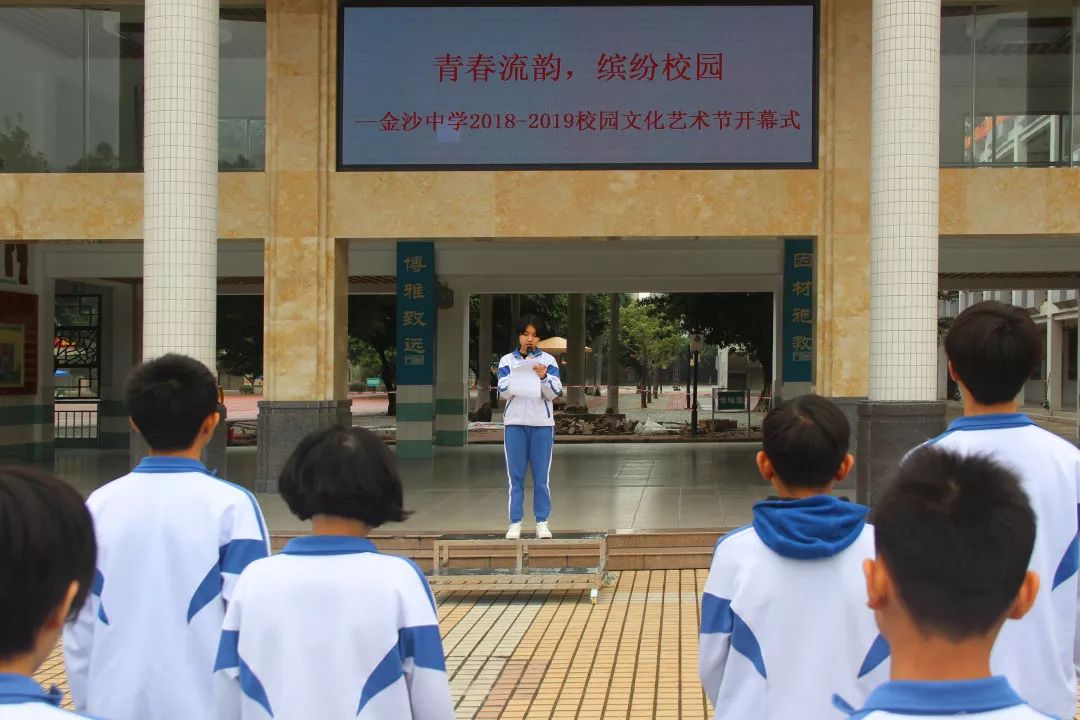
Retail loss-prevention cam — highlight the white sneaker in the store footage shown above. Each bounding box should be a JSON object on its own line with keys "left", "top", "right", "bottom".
{"left": 505, "top": 522, "right": 522, "bottom": 540}
{"left": 535, "top": 522, "right": 552, "bottom": 540}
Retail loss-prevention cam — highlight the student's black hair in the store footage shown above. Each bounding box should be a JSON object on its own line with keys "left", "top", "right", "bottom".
{"left": 945, "top": 301, "right": 1042, "bottom": 406}
{"left": 516, "top": 315, "right": 545, "bottom": 338}
{"left": 125, "top": 354, "right": 219, "bottom": 451}
{"left": 278, "top": 425, "right": 410, "bottom": 526}
{"left": 873, "top": 447, "right": 1035, "bottom": 640}
{"left": 0, "top": 467, "right": 96, "bottom": 660}
{"left": 761, "top": 394, "right": 850, "bottom": 488}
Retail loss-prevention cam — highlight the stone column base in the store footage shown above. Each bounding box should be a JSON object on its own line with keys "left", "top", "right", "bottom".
{"left": 256, "top": 400, "right": 351, "bottom": 492}
{"left": 130, "top": 403, "right": 228, "bottom": 477}
{"left": 829, "top": 397, "right": 866, "bottom": 495}
{"left": 856, "top": 401, "right": 946, "bottom": 506}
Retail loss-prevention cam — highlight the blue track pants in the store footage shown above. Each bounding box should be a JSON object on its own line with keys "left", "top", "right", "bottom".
{"left": 504, "top": 425, "right": 554, "bottom": 523}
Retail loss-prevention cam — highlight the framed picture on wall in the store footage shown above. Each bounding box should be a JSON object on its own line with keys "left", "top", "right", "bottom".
{"left": 0, "top": 291, "right": 38, "bottom": 396}
{"left": 0, "top": 324, "right": 25, "bottom": 388}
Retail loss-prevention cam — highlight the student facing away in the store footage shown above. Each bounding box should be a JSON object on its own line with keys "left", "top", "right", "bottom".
{"left": 63, "top": 354, "right": 270, "bottom": 720}
{"left": 212, "top": 425, "right": 454, "bottom": 720}
{"left": 699, "top": 395, "right": 887, "bottom": 719}
{"left": 0, "top": 467, "right": 99, "bottom": 719}
{"left": 915, "top": 301, "right": 1080, "bottom": 720}
{"left": 838, "top": 448, "right": 1045, "bottom": 719}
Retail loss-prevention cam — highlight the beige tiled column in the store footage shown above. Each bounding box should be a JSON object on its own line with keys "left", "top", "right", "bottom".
{"left": 857, "top": 0, "right": 946, "bottom": 503}
{"left": 256, "top": 0, "right": 349, "bottom": 490}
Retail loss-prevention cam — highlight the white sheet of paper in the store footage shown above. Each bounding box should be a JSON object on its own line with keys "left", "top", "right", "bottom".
{"left": 508, "top": 363, "right": 542, "bottom": 398}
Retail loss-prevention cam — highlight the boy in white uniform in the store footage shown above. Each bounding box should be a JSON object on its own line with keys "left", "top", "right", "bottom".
{"left": 63, "top": 354, "right": 269, "bottom": 720}
{"left": 0, "top": 467, "right": 100, "bottom": 719}
{"left": 839, "top": 448, "right": 1045, "bottom": 719}
{"left": 916, "top": 301, "right": 1080, "bottom": 719}
{"left": 699, "top": 395, "right": 887, "bottom": 719}
{"left": 213, "top": 425, "right": 454, "bottom": 720}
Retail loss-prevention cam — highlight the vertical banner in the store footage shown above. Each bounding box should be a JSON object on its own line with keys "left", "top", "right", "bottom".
{"left": 782, "top": 238, "right": 813, "bottom": 383}
{"left": 396, "top": 242, "right": 437, "bottom": 386}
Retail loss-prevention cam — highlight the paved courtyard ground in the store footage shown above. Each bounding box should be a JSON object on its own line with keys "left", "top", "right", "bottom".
{"left": 38, "top": 570, "right": 712, "bottom": 719}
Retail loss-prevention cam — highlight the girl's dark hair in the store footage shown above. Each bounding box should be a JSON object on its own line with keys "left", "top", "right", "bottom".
{"left": 516, "top": 314, "right": 545, "bottom": 337}
{"left": 278, "top": 425, "right": 410, "bottom": 526}
{"left": 0, "top": 467, "right": 96, "bottom": 660}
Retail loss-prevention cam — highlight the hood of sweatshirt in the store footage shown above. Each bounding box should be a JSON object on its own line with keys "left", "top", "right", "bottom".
{"left": 752, "top": 494, "right": 869, "bottom": 560}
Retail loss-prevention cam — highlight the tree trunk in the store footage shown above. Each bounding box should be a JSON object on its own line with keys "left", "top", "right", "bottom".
{"left": 753, "top": 359, "right": 773, "bottom": 412}
{"left": 606, "top": 293, "right": 621, "bottom": 413}
{"left": 639, "top": 363, "right": 648, "bottom": 408}
{"left": 652, "top": 368, "right": 660, "bottom": 399}
{"left": 379, "top": 349, "right": 396, "bottom": 416}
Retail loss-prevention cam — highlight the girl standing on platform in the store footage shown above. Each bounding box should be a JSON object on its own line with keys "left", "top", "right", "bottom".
{"left": 497, "top": 315, "right": 562, "bottom": 540}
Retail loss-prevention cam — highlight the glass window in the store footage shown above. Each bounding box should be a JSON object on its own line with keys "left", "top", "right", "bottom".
{"left": 0, "top": 5, "right": 264, "bottom": 173}
{"left": 942, "top": 1, "right": 1074, "bottom": 167}
{"left": 220, "top": 8, "right": 266, "bottom": 170}
{"left": 941, "top": 6, "right": 975, "bottom": 166}
{"left": 0, "top": 8, "right": 86, "bottom": 172}
{"left": 84, "top": 7, "right": 144, "bottom": 171}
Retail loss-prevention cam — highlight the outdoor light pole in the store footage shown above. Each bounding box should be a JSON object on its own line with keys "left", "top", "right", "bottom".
{"left": 691, "top": 351, "right": 700, "bottom": 436}
{"left": 689, "top": 334, "right": 704, "bottom": 436}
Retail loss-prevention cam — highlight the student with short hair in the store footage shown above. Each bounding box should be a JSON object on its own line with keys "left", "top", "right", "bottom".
{"left": 918, "top": 300, "right": 1080, "bottom": 719}
{"left": 63, "top": 354, "right": 269, "bottom": 720}
{"left": 212, "top": 425, "right": 453, "bottom": 720}
{"left": 839, "top": 447, "right": 1044, "bottom": 718}
{"left": 699, "top": 395, "right": 886, "bottom": 720}
{"left": 0, "top": 467, "right": 97, "bottom": 719}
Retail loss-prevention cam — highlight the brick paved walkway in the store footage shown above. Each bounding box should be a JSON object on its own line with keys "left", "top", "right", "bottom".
{"left": 34, "top": 569, "right": 1080, "bottom": 719}
{"left": 37, "top": 570, "right": 712, "bottom": 719}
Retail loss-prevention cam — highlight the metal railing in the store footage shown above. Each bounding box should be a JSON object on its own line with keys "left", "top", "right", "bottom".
{"left": 54, "top": 403, "right": 98, "bottom": 441}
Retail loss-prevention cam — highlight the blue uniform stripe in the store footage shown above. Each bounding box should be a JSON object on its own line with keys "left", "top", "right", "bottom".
{"left": 398, "top": 625, "right": 446, "bottom": 671}
{"left": 1053, "top": 533, "right": 1080, "bottom": 590}
{"left": 91, "top": 570, "right": 109, "bottom": 626}
{"left": 700, "top": 593, "right": 734, "bottom": 634}
{"left": 356, "top": 645, "right": 403, "bottom": 715}
{"left": 215, "top": 630, "right": 240, "bottom": 672}
{"left": 187, "top": 562, "right": 222, "bottom": 622}
{"left": 731, "top": 611, "right": 767, "bottom": 679}
{"left": 356, "top": 625, "right": 447, "bottom": 714}
{"left": 402, "top": 557, "right": 437, "bottom": 612}
{"left": 858, "top": 634, "right": 891, "bottom": 678}
{"left": 498, "top": 366, "right": 510, "bottom": 378}
{"left": 221, "top": 539, "right": 269, "bottom": 575}
{"left": 239, "top": 658, "right": 274, "bottom": 716}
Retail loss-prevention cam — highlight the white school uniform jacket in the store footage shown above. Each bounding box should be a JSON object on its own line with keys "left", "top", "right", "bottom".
{"left": 0, "top": 675, "right": 102, "bottom": 719}
{"left": 63, "top": 456, "right": 270, "bottom": 720}
{"left": 498, "top": 349, "right": 562, "bottom": 426}
{"left": 699, "top": 495, "right": 887, "bottom": 720}
{"left": 835, "top": 676, "right": 1054, "bottom": 719}
{"left": 918, "top": 414, "right": 1080, "bottom": 720}
{"left": 212, "top": 535, "right": 454, "bottom": 720}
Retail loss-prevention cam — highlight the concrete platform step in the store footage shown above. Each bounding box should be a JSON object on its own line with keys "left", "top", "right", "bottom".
{"left": 269, "top": 528, "right": 733, "bottom": 571}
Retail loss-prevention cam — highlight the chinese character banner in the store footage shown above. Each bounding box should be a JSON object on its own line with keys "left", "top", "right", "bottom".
{"left": 340, "top": 4, "right": 815, "bottom": 167}
{"left": 396, "top": 242, "right": 437, "bottom": 386}
{"left": 782, "top": 238, "right": 813, "bottom": 384}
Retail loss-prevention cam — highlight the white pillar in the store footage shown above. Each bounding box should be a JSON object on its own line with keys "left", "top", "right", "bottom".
{"left": 868, "top": 0, "right": 940, "bottom": 403}
{"left": 567, "top": 294, "right": 586, "bottom": 407}
{"left": 476, "top": 294, "right": 493, "bottom": 410}
{"left": 435, "top": 288, "right": 469, "bottom": 446}
{"left": 142, "top": 0, "right": 218, "bottom": 368}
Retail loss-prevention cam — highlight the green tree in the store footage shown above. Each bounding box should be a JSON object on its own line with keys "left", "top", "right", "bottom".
{"left": 68, "top": 141, "right": 118, "bottom": 172}
{"left": 348, "top": 294, "right": 397, "bottom": 415}
{"left": 620, "top": 300, "right": 685, "bottom": 408}
{"left": 0, "top": 115, "right": 48, "bottom": 172}
{"left": 648, "top": 292, "right": 774, "bottom": 407}
{"left": 216, "top": 295, "right": 263, "bottom": 387}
